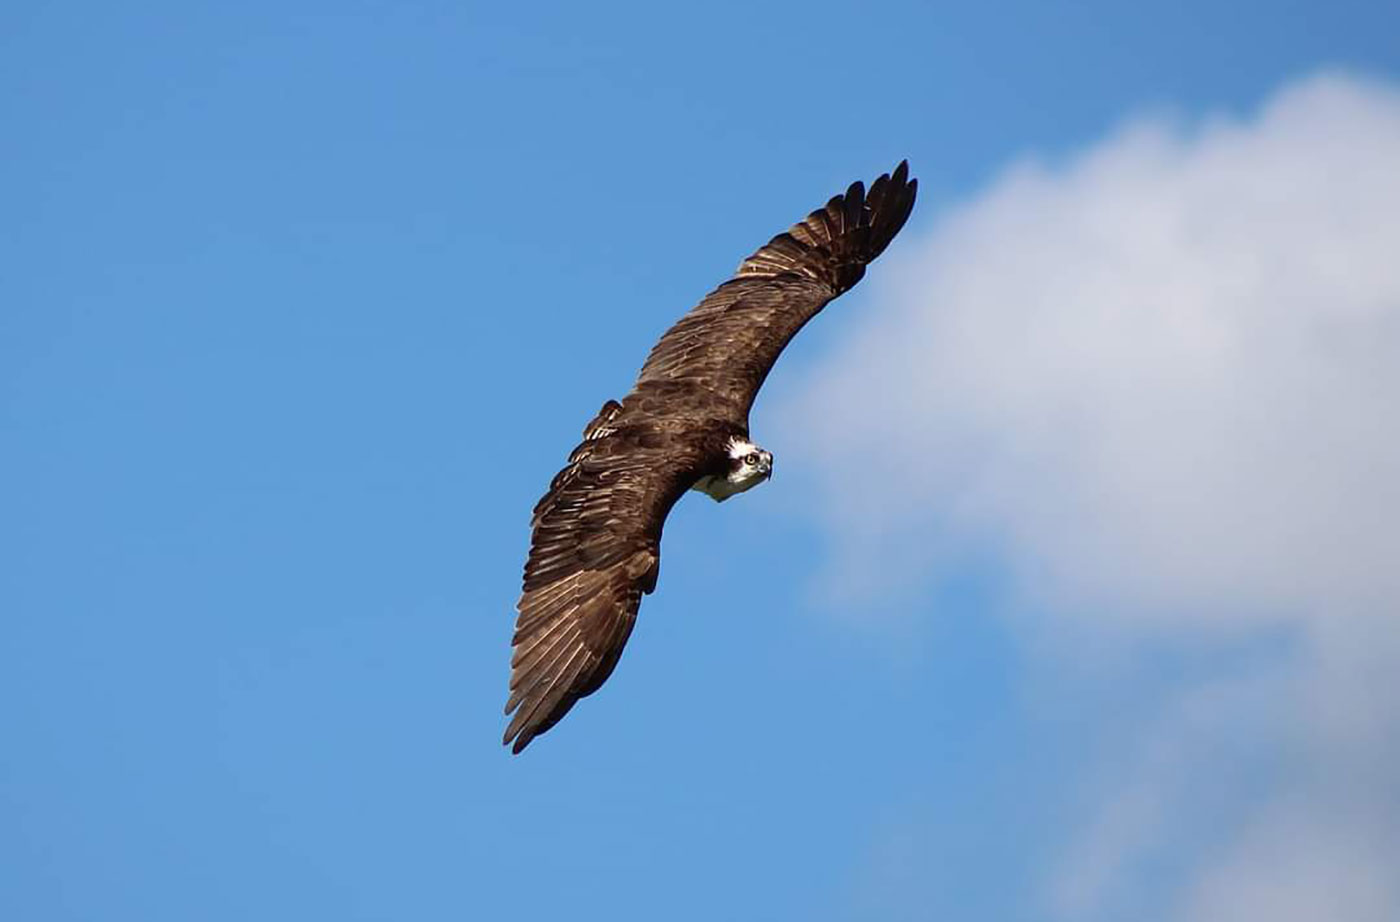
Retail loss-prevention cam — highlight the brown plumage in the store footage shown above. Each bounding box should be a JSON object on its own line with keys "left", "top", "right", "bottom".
{"left": 505, "top": 162, "right": 917, "bottom": 753}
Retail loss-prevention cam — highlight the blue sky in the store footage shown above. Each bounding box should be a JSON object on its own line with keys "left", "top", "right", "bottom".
{"left": 4, "top": 3, "right": 1398, "bottom": 920}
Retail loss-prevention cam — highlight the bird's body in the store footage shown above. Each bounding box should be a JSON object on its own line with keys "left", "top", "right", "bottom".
{"left": 505, "top": 163, "right": 917, "bottom": 752}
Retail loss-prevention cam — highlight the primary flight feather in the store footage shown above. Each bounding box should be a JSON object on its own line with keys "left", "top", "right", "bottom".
{"left": 505, "top": 162, "right": 917, "bottom": 753}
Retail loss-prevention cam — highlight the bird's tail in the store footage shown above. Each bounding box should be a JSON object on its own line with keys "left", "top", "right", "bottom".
{"left": 737, "top": 160, "right": 917, "bottom": 295}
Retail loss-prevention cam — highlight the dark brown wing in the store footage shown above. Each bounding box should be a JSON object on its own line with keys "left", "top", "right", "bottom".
{"left": 504, "top": 414, "right": 710, "bottom": 753}
{"left": 635, "top": 161, "right": 917, "bottom": 417}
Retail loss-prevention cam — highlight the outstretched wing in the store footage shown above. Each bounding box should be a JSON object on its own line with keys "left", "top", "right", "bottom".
{"left": 635, "top": 161, "right": 917, "bottom": 416}
{"left": 504, "top": 415, "right": 706, "bottom": 753}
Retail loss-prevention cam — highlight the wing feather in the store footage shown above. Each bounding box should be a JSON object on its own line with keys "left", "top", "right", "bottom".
{"left": 504, "top": 423, "right": 707, "bottom": 753}
{"left": 635, "top": 161, "right": 916, "bottom": 417}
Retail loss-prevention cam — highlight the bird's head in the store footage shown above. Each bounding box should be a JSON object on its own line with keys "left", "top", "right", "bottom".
{"left": 725, "top": 438, "right": 773, "bottom": 491}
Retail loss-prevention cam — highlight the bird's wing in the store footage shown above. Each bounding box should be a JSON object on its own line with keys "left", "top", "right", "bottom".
{"left": 635, "top": 161, "right": 917, "bottom": 417}
{"left": 504, "top": 413, "right": 708, "bottom": 753}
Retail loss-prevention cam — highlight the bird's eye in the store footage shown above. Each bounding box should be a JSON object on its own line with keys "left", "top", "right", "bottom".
{"left": 744, "top": 453, "right": 760, "bottom": 466}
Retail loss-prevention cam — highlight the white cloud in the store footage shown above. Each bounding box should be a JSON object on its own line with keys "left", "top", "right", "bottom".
{"left": 1044, "top": 628, "right": 1400, "bottom": 922}
{"left": 1181, "top": 806, "right": 1400, "bottom": 922}
{"left": 776, "top": 72, "right": 1400, "bottom": 921}
{"left": 780, "top": 72, "right": 1400, "bottom": 627}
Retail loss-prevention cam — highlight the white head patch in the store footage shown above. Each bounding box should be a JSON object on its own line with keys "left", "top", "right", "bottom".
{"left": 727, "top": 438, "right": 762, "bottom": 461}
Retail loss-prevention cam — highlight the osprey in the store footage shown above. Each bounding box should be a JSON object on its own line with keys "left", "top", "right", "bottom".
{"left": 505, "top": 162, "right": 917, "bottom": 752}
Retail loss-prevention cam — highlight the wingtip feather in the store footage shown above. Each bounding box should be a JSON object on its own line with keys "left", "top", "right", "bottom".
{"left": 736, "top": 160, "right": 917, "bottom": 289}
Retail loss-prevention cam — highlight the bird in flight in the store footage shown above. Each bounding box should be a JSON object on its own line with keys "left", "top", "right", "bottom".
{"left": 505, "top": 162, "right": 917, "bottom": 752}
